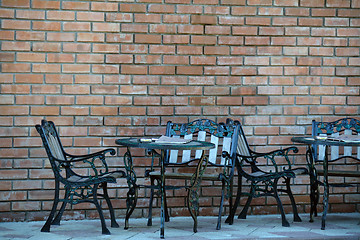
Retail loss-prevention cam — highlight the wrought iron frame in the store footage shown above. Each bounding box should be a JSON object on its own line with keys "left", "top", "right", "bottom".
{"left": 225, "top": 120, "right": 305, "bottom": 227}
{"left": 310, "top": 117, "right": 360, "bottom": 229}
{"left": 146, "top": 118, "right": 239, "bottom": 232}
{"left": 116, "top": 137, "right": 215, "bottom": 238}
{"left": 36, "top": 120, "right": 126, "bottom": 235}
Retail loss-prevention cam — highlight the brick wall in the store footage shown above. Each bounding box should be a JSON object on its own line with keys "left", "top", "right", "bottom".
{"left": 0, "top": 0, "right": 359, "bottom": 222}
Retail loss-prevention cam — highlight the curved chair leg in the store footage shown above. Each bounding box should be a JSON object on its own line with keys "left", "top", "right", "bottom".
{"left": 216, "top": 181, "right": 226, "bottom": 230}
{"left": 93, "top": 184, "right": 111, "bottom": 235}
{"left": 273, "top": 181, "right": 290, "bottom": 227}
{"left": 238, "top": 183, "right": 254, "bottom": 220}
{"left": 51, "top": 189, "right": 70, "bottom": 226}
{"left": 41, "top": 181, "right": 60, "bottom": 232}
{"left": 102, "top": 182, "right": 119, "bottom": 228}
{"left": 147, "top": 177, "right": 155, "bottom": 226}
{"left": 285, "top": 177, "right": 301, "bottom": 222}
{"left": 238, "top": 194, "right": 252, "bottom": 220}
{"left": 226, "top": 170, "right": 242, "bottom": 225}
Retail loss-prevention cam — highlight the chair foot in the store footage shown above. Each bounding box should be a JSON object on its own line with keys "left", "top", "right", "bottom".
{"left": 102, "top": 227, "right": 111, "bottom": 235}
{"left": 41, "top": 225, "right": 50, "bottom": 232}
{"left": 294, "top": 214, "right": 302, "bottom": 222}
{"left": 282, "top": 219, "right": 290, "bottom": 227}
{"left": 238, "top": 211, "right": 247, "bottom": 219}
{"left": 147, "top": 219, "right": 152, "bottom": 226}
{"left": 216, "top": 219, "right": 221, "bottom": 230}
{"left": 111, "top": 221, "right": 120, "bottom": 228}
{"left": 225, "top": 213, "right": 235, "bottom": 225}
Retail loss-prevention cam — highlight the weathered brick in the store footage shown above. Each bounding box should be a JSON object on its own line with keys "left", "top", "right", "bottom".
{"left": 1, "top": 0, "right": 359, "bottom": 222}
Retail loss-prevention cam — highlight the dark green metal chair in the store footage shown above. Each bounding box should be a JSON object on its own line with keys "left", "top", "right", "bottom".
{"left": 146, "top": 118, "right": 240, "bottom": 231}
{"left": 35, "top": 119, "right": 126, "bottom": 235}
{"left": 225, "top": 120, "right": 307, "bottom": 227}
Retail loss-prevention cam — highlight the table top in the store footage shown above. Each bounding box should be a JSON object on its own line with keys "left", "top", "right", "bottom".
{"left": 115, "top": 137, "right": 215, "bottom": 150}
{"left": 291, "top": 136, "right": 360, "bottom": 147}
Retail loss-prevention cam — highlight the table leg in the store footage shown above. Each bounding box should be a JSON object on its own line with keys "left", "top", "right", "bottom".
{"left": 187, "top": 151, "right": 209, "bottom": 233}
{"left": 123, "top": 147, "right": 138, "bottom": 230}
{"left": 321, "top": 145, "right": 329, "bottom": 230}
{"left": 160, "top": 150, "right": 165, "bottom": 239}
{"left": 306, "top": 146, "right": 318, "bottom": 223}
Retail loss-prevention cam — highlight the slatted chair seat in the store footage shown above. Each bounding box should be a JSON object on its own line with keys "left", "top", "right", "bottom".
{"left": 317, "top": 169, "right": 360, "bottom": 177}
{"left": 224, "top": 120, "right": 307, "bottom": 227}
{"left": 146, "top": 118, "right": 240, "bottom": 231}
{"left": 35, "top": 120, "right": 126, "bottom": 235}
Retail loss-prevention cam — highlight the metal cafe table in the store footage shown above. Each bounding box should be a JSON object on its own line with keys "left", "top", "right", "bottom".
{"left": 115, "top": 137, "right": 215, "bottom": 238}
{"left": 291, "top": 136, "right": 360, "bottom": 230}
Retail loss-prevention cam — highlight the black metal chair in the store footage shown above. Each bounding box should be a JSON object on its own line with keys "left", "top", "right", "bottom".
{"left": 309, "top": 118, "right": 360, "bottom": 228}
{"left": 35, "top": 120, "right": 126, "bottom": 235}
{"left": 146, "top": 118, "right": 240, "bottom": 231}
{"left": 225, "top": 120, "right": 307, "bottom": 227}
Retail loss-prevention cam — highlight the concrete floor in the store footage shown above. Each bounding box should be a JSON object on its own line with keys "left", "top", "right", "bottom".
{"left": 1, "top": 213, "right": 360, "bottom": 240}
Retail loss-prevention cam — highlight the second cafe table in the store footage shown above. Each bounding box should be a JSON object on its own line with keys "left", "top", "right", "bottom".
{"left": 291, "top": 136, "right": 360, "bottom": 230}
{"left": 115, "top": 137, "right": 215, "bottom": 238}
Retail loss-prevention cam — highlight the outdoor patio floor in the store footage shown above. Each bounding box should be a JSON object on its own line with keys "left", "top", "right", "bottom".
{"left": 1, "top": 213, "right": 359, "bottom": 240}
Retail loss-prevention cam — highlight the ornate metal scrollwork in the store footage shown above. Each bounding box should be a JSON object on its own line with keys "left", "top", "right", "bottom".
{"left": 123, "top": 147, "right": 138, "bottom": 230}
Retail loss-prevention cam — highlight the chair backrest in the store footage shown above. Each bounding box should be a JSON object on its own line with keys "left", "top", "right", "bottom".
{"left": 35, "top": 120, "right": 67, "bottom": 178}
{"left": 165, "top": 118, "right": 239, "bottom": 167}
{"left": 236, "top": 122, "right": 252, "bottom": 157}
{"left": 312, "top": 118, "right": 360, "bottom": 161}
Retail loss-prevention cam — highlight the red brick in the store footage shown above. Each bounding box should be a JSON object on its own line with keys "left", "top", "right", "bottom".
{"left": 118, "top": 107, "right": 146, "bottom": 116}
{"left": 148, "top": 106, "right": 174, "bottom": 115}
{"left": 232, "top": 67, "right": 257, "bottom": 76}
{"left": 204, "top": 66, "right": 230, "bottom": 75}
{"left": 91, "top": 2, "right": 118, "bottom": 12}
{"left": 0, "top": 31, "right": 15, "bottom": 40}
{"left": 259, "top": 66, "right": 283, "bottom": 75}
{"left": 2, "top": 0, "right": 30, "bottom": 8}
{"left": 175, "top": 106, "right": 201, "bottom": 115}
{"left": 47, "top": 32, "right": 75, "bottom": 42}
{"left": 348, "top": 96, "right": 360, "bottom": 105}
{"left": 62, "top": 64, "right": 90, "bottom": 73}
{"left": 216, "top": 96, "right": 243, "bottom": 105}
{"left": 0, "top": 53, "right": 15, "bottom": 62}
{"left": 309, "top": 106, "right": 334, "bottom": 114}
{"left": 64, "top": 22, "right": 91, "bottom": 31}
{"left": 176, "top": 86, "right": 202, "bottom": 95}
{"left": 32, "top": 0, "right": 60, "bottom": 9}
{"left": 93, "top": 23, "right": 120, "bottom": 32}
{"left": 0, "top": 106, "right": 28, "bottom": 116}
{"left": 62, "top": 1, "right": 89, "bottom": 10}
{"left": 32, "top": 21, "right": 61, "bottom": 31}
{"left": 16, "top": 96, "right": 44, "bottom": 105}
{"left": 77, "top": 96, "right": 103, "bottom": 105}
{"left": 48, "top": 53, "right": 75, "bottom": 63}
{"left": 176, "top": 66, "right": 203, "bottom": 75}
{"left": 191, "top": 15, "right": 217, "bottom": 25}
{"left": 31, "top": 106, "right": 59, "bottom": 116}
{"left": 62, "top": 85, "right": 90, "bottom": 94}
{"left": 91, "top": 85, "right": 119, "bottom": 94}
{"left": 243, "top": 96, "right": 268, "bottom": 105}
{"left": 269, "top": 96, "right": 294, "bottom": 105}
{"left": 2, "top": 20, "right": 30, "bottom": 30}
{"left": 191, "top": 35, "right": 217, "bottom": 45}
{"left": 162, "top": 97, "right": 188, "bottom": 106}
{"left": 46, "top": 96, "right": 74, "bottom": 105}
